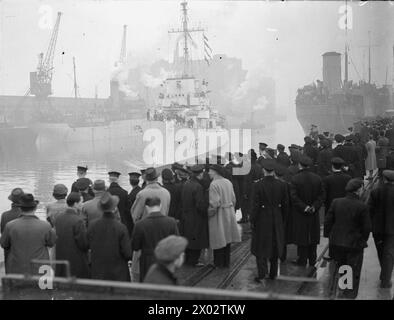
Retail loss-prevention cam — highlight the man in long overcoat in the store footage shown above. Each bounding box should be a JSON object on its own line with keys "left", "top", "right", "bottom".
{"left": 251, "top": 160, "right": 288, "bottom": 281}
{"left": 0, "top": 194, "right": 56, "bottom": 275}
{"left": 325, "top": 179, "right": 372, "bottom": 299}
{"left": 130, "top": 167, "right": 170, "bottom": 222}
{"left": 316, "top": 139, "right": 333, "bottom": 177}
{"left": 368, "top": 170, "right": 394, "bottom": 288}
{"left": 208, "top": 164, "right": 241, "bottom": 268}
{"left": 131, "top": 197, "right": 179, "bottom": 282}
{"left": 180, "top": 164, "right": 209, "bottom": 266}
{"left": 290, "top": 156, "right": 325, "bottom": 266}
{"left": 107, "top": 171, "right": 134, "bottom": 237}
{"left": 55, "top": 192, "right": 89, "bottom": 279}
{"left": 88, "top": 192, "right": 132, "bottom": 282}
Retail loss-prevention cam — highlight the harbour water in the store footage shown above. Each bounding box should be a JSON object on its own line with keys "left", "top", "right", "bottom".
{"left": 0, "top": 115, "right": 305, "bottom": 219}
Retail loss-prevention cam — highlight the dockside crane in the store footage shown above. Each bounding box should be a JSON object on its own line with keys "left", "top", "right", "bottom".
{"left": 30, "top": 12, "right": 62, "bottom": 98}
{"left": 115, "top": 25, "right": 127, "bottom": 67}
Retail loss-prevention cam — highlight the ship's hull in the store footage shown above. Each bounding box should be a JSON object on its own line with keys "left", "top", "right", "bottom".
{"left": 0, "top": 126, "right": 38, "bottom": 151}
{"left": 31, "top": 118, "right": 230, "bottom": 165}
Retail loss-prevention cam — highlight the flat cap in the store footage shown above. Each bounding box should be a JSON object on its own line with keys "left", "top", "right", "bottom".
{"left": 154, "top": 235, "right": 188, "bottom": 263}
{"left": 299, "top": 155, "right": 313, "bottom": 167}
{"left": 53, "top": 184, "right": 68, "bottom": 195}
{"left": 259, "top": 142, "right": 268, "bottom": 148}
{"left": 331, "top": 157, "right": 345, "bottom": 165}
{"left": 304, "top": 136, "right": 313, "bottom": 144}
{"left": 209, "top": 164, "right": 224, "bottom": 176}
{"left": 277, "top": 144, "right": 285, "bottom": 151}
{"left": 383, "top": 170, "right": 394, "bottom": 182}
{"left": 345, "top": 179, "right": 364, "bottom": 192}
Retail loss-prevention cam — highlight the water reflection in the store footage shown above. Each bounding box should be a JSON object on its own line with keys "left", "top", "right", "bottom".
{"left": 0, "top": 117, "right": 305, "bottom": 219}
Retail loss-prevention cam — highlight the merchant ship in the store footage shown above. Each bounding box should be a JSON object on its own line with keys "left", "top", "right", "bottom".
{"left": 296, "top": 6, "right": 393, "bottom": 136}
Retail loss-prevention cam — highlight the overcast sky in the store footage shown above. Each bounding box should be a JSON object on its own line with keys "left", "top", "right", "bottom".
{"left": 0, "top": 0, "right": 393, "bottom": 110}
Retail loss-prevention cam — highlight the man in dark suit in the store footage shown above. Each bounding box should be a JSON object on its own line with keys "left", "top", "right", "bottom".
{"left": 88, "top": 192, "right": 132, "bottom": 282}
{"left": 251, "top": 160, "right": 288, "bottom": 281}
{"left": 180, "top": 164, "right": 209, "bottom": 266}
{"left": 323, "top": 157, "right": 352, "bottom": 214}
{"left": 161, "top": 169, "right": 181, "bottom": 221}
{"left": 131, "top": 197, "right": 179, "bottom": 282}
{"left": 317, "top": 139, "right": 333, "bottom": 177}
{"left": 107, "top": 171, "right": 134, "bottom": 237}
{"left": 290, "top": 155, "right": 325, "bottom": 267}
{"left": 128, "top": 172, "right": 142, "bottom": 210}
{"left": 303, "top": 136, "right": 318, "bottom": 165}
{"left": 276, "top": 144, "right": 291, "bottom": 168}
{"left": 368, "top": 170, "right": 394, "bottom": 288}
{"left": 325, "top": 179, "right": 372, "bottom": 299}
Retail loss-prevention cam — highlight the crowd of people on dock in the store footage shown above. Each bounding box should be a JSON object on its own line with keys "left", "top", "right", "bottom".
{"left": 1, "top": 116, "right": 394, "bottom": 299}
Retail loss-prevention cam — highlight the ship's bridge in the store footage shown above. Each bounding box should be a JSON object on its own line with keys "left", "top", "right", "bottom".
{"left": 158, "top": 76, "right": 209, "bottom": 108}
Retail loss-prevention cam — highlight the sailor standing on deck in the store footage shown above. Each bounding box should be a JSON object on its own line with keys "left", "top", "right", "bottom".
{"left": 250, "top": 160, "right": 288, "bottom": 282}
{"left": 207, "top": 164, "right": 241, "bottom": 268}
{"left": 71, "top": 166, "right": 94, "bottom": 197}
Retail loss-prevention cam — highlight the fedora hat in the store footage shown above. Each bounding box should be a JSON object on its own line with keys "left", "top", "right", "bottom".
{"left": 145, "top": 167, "right": 159, "bottom": 181}
{"left": 17, "top": 193, "right": 39, "bottom": 209}
{"left": 8, "top": 188, "right": 24, "bottom": 203}
{"left": 98, "top": 192, "right": 119, "bottom": 212}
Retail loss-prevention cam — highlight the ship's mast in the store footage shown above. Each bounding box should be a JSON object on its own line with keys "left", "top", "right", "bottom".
{"left": 368, "top": 31, "right": 371, "bottom": 84}
{"left": 169, "top": 1, "right": 204, "bottom": 77}
{"left": 344, "top": 0, "right": 348, "bottom": 84}
{"left": 73, "top": 56, "right": 78, "bottom": 99}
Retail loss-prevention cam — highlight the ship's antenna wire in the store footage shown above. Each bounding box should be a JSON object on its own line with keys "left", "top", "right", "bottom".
{"left": 349, "top": 55, "right": 362, "bottom": 82}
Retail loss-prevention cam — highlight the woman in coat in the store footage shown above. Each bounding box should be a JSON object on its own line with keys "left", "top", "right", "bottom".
{"left": 365, "top": 134, "right": 377, "bottom": 179}
{"left": 207, "top": 165, "right": 241, "bottom": 268}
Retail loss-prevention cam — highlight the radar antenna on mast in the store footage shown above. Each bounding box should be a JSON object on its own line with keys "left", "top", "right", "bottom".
{"left": 168, "top": 1, "right": 204, "bottom": 77}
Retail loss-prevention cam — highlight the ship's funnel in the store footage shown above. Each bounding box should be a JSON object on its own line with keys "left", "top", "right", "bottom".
{"left": 322, "top": 52, "right": 341, "bottom": 94}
